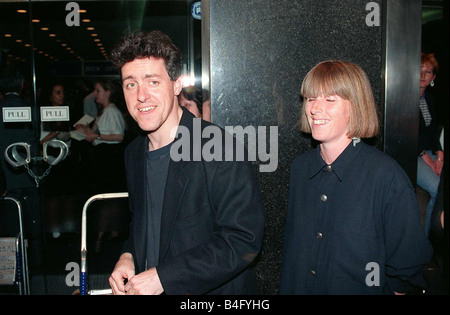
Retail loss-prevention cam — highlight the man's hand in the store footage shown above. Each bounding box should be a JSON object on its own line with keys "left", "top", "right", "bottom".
{"left": 123, "top": 267, "right": 164, "bottom": 295}
{"left": 109, "top": 253, "right": 135, "bottom": 295}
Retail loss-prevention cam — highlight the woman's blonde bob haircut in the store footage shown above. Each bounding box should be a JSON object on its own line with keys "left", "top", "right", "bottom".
{"left": 299, "top": 60, "right": 379, "bottom": 139}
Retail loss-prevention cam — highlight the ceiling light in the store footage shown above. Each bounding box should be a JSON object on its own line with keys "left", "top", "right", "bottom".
{"left": 32, "top": 19, "right": 40, "bottom": 23}
{"left": 4, "top": 34, "right": 12, "bottom": 37}
{"left": 91, "top": 33, "right": 98, "bottom": 37}
{"left": 79, "top": 9, "right": 87, "bottom": 13}
{"left": 94, "top": 39, "right": 100, "bottom": 42}
{"left": 17, "top": 10, "right": 27, "bottom": 13}
{"left": 41, "top": 27, "right": 49, "bottom": 31}
{"left": 49, "top": 34, "right": 56, "bottom": 37}
{"left": 61, "top": 43, "right": 67, "bottom": 47}
{"left": 82, "top": 19, "right": 91, "bottom": 23}
{"left": 87, "top": 27, "right": 95, "bottom": 31}
{"left": 15, "top": 39, "right": 22, "bottom": 43}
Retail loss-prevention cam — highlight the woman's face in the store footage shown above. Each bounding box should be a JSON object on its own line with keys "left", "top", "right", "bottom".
{"left": 420, "top": 62, "right": 436, "bottom": 90}
{"left": 51, "top": 85, "right": 64, "bottom": 106}
{"left": 305, "top": 94, "right": 351, "bottom": 146}
{"left": 179, "top": 93, "right": 201, "bottom": 118}
{"left": 94, "top": 83, "right": 111, "bottom": 107}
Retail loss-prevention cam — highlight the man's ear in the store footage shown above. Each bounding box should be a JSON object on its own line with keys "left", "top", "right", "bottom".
{"left": 174, "top": 77, "right": 182, "bottom": 96}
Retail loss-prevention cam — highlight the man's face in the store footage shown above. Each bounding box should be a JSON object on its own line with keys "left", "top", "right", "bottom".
{"left": 121, "top": 57, "right": 182, "bottom": 135}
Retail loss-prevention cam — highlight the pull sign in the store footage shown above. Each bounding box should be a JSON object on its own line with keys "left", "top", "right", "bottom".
{"left": 40, "top": 106, "right": 70, "bottom": 122}
{"left": 2, "top": 107, "right": 32, "bottom": 122}
{"left": 191, "top": 1, "right": 201, "bottom": 20}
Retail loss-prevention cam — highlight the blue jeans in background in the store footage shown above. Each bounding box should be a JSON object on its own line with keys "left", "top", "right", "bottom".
{"left": 417, "top": 150, "right": 440, "bottom": 236}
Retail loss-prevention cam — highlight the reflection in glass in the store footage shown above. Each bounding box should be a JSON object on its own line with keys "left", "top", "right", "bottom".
{"left": 1, "top": 0, "right": 201, "bottom": 295}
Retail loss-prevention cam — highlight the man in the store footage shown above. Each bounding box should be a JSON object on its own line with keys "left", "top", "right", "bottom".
{"left": 109, "top": 31, "right": 265, "bottom": 295}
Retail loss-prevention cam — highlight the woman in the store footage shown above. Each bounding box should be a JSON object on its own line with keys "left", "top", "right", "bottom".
{"left": 417, "top": 53, "right": 443, "bottom": 237}
{"left": 77, "top": 80, "right": 125, "bottom": 148}
{"left": 40, "top": 83, "right": 71, "bottom": 148}
{"left": 76, "top": 80, "right": 126, "bottom": 252}
{"left": 39, "top": 83, "right": 72, "bottom": 194}
{"left": 39, "top": 83, "right": 74, "bottom": 237}
{"left": 279, "top": 60, "right": 432, "bottom": 295}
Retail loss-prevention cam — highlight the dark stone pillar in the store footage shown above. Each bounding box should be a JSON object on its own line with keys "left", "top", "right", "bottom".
{"left": 207, "top": 0, "right": 402, "bottom": 295}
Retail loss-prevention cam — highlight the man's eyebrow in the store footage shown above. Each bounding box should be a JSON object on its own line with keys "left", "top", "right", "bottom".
{"left": 122, "top": 74, "right": 162, "bottom": 81}
{"left": 122, "top": 75, "right": 134, "bottom": 81}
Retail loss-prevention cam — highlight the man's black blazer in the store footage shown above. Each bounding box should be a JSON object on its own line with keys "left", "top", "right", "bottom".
{"left": 122, "top": 108, "right": 265, "bottom": 295}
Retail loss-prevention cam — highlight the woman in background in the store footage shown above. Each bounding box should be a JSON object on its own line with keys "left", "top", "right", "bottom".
{"left": 417, "top": 52, "right": 443, "bottom": 237}
{"left": 40, "top": 83, "right": 71, "bottom": 148}
{"left": 76, "top": 79, "right": 127, "bottom": 252}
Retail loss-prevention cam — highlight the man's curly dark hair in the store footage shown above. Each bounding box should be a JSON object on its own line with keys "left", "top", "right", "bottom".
{"left": 110, "top": 30, "right": 182, "bottom": 81}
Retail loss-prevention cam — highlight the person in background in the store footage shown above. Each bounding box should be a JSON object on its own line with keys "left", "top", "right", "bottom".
{"left": 75, "top": 79, "right": 126, "bottom": 252}
{"left": 40, "top": 83, "right": 71, "bottom": 149}
{"left": 75, "top": 79, "right": 126, "bottom": 189}
{"left": 417, "top": 52, "right": 444, "bottom": 237}
{"left": 178, "top": 86, "right": 203, "bottom": 118}
{"left": 83, "top": 86, "right": 98, "bottom": 119}
{"left": 39, "top": 82, "right": 73, "bottom": 230}
{"left": 280, "top": 60, "right": 432, "bottom": 295}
